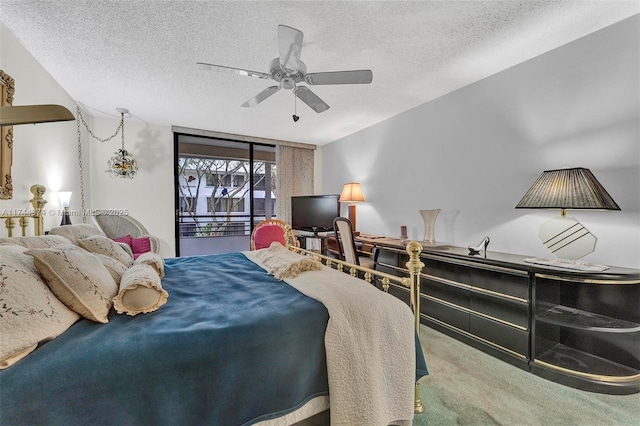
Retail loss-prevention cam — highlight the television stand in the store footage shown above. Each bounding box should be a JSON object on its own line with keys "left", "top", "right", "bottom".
{"left": 293, "top": 229, "right": 333, "bottom": 254}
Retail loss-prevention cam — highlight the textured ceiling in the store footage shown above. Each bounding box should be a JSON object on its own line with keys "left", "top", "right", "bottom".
{"left": 1, "top": 1, "right": 638, "bottom": 146}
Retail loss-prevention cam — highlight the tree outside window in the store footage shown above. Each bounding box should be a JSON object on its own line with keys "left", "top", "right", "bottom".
{"left": 178, "top": 156, "right": 274, "bottom": 236}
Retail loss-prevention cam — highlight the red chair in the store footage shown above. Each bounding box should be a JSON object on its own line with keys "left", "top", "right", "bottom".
{"left": 250, "top": 219, "right": 299, "bottom": 250}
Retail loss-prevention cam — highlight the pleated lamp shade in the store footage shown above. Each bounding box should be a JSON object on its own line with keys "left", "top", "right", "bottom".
{"left": 516, "top": 168, "right": 620, "bottom": 211}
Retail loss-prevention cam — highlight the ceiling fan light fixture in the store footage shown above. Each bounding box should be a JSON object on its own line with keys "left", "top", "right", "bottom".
{"left": 281, "top": 78, "right": 295, "bottom": 90}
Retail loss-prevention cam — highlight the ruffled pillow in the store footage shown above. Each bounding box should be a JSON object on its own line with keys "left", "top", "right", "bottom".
{"left": 0, "top": 235, "right": 72, "bottom": 248}
{"left": 113, "top": 264, "right": 168, "bottom": 316}
{"left": 95, "top": 253, "right": 128, "bottom": 284}
{"left": 0, "top": 245, "right": 80, "bottom": 369}
{"left": 48, "top": 224, "right": 105, "bottom": 244}
{"left": 77, "top": 235, "right": 134, "bottom": 268}
{"left": 26, "top": 245, "right": 118, "bottom": 323}
{"left": 134, "top": 251, "right": 165, "bottom": 278}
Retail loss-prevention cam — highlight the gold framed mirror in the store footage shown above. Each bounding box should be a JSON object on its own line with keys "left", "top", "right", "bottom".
{"left": 0, "top": 69, "right": 15, "bottom": 199}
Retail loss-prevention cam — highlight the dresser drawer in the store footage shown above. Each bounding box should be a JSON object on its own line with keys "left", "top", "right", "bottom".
{"left": 469, "top": 266, "right": 529, "bottom": 300}
{"left": 423, "top": 257, "right": 470, "bottom": 285}
{"left": 470, "top": 314, "right": 529, "bottom": 356}
{"left": 375, "top": 263, "right": 407, "bottom": 278}
{"left": 423, "top": 297, "right": 469, "bottom": 332}
{"left": 386, "top": 282, "right": 410, "bottom": 306}
{"left": 423, "top": 277, "right": 469, "bottom": 309}
{"left": 377, "top": 249, "right": 401, "bottom": 268}
{"left": 470, "top": 292, "right": 529, "bottom": 329}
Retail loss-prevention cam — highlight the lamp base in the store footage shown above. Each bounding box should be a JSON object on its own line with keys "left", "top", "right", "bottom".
{"left": 60, "top": 207, "right": 72, "bottom": 226}
{"left": 347, "top": 204, "right": 358, "bottom": 233}
{"left": 538, "top": 215, "right": 596, "bottom": 261}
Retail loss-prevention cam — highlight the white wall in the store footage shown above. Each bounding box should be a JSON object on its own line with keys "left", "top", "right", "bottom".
{"left": 1, "top": 22, "right": 176, "bottom": 256}
{"left": 321, "top": 16, "right": 640, "bottom": 269}
{"left": 88, "top": 116, "right": 175, "bottom": 256}
{"left": 0, "top": 23, "right": 87, "bottom": 234}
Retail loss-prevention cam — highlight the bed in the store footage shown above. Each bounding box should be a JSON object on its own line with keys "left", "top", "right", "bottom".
{"left": 0, "top": 185, "right": 428, "bottom": 425}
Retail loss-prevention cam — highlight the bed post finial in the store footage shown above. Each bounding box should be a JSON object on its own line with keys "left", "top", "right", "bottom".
{"left": 29, "top": 184, "right": 47, "bottom": 236}
{"left": 405, "top": 240, "right": 425, "bottom": 414}
{"left": 405, "top": 241, "right": 424, "bottom": 334}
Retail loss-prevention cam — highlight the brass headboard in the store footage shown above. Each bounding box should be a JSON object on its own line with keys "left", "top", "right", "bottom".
{"left": 0, "top": 184, "right": 47, "bottom": 236}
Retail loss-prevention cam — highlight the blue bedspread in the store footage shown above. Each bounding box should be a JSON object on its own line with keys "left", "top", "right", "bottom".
{"left": 1, "top": 253, "right": 329, "bottom": 425}
{"left": 0, "top": 252, "right": 427, "bottom": 425}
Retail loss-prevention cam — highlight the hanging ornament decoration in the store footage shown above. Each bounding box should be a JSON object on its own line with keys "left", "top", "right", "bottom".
{"left": 106, "top": 108, "right": 138, "bottom": 179}
{"left": 76, "top": 105, "right": 139, "bottom": 223}
{"left": 76, "top": 105, "right": 138, "bottom": 180}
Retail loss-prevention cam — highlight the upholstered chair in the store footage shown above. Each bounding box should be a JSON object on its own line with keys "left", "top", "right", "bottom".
{"left": 250, "top": 219, "right": 299, "bottom": 250}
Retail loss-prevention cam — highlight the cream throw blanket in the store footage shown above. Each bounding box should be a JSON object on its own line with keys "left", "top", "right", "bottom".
{"left": 254, "top": 242, "right": 322, "bottom": 279}
{"left": 245, "top": 247, "right": 415, "bottom": 426}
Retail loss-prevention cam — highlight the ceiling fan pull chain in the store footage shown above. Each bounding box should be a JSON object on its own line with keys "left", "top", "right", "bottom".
{"left": 292, "top": 90, "right": 299, "bottom": 122}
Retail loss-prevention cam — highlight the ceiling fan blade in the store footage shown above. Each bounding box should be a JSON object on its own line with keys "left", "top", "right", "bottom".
{"left": 241, "top": 86, "right": 280, "bottom": 108}
{"left": 294, "top": 86, "right": 330, "bottom": 113}
{"left": 278, "top": 25, "right": 303, "bottom": 74}
{"left": 197, "top": 62, "right": 270, "bottom": 80}
{"left": 305, "top": 70, "right": 373, "bottom": 85}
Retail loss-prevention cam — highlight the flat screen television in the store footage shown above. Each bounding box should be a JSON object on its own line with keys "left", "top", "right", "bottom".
{"left": 291, "top": 194, "right": 340, "bottom": 232}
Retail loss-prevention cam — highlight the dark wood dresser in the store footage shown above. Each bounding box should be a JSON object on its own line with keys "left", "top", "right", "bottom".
{"left": 366, "top": 237, "right": 640, "bottom": 395}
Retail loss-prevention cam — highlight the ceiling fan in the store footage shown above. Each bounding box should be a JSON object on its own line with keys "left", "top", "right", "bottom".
{"left": 197, "top": 25, "right": 373, "bottom": 115}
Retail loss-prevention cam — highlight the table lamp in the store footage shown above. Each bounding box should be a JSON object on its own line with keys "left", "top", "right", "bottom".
{"left": 515, "top": 167, "right": 620, "bottom": 264}
{"left": 339, "top": 182, "right": 365, "bottom": 234}
{"left": 58, "top": 191, "right": 73, "bottom": 226}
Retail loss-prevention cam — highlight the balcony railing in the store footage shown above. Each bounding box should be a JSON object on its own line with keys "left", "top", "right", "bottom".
{"left": 178, "top": 214, "right": 268, "bottom": 237}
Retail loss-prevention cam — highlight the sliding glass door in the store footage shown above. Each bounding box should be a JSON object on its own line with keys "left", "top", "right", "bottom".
{"left": 174, "top": 134, "right": 276, "bottom": 256}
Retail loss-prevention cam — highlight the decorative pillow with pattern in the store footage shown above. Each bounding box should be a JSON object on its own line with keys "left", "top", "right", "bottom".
{"left": 0, "top": 235, "right": 73, "bottom": 248}
{"left": 95, "top": 253, "right": 128, "bottom": 284}
{"left": 25, "top": 245, "right": 118, "bottom": 323}
{"left": 48, "top": 223, "right": 105, "bottom": 244}
{"left": 113, "top": 264, "right": 168, "bottom": 316}
{"left": 134, "top": 251, "right": 165, "bottom": 278}
{"left": 0, "top": 245, "right": 80, "bottom": 369}
{"left": 77, "top": 235, "right": 134, "bottom": 268}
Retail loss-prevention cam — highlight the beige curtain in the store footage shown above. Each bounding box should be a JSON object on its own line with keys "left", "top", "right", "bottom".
{"left": 276, "top": 145, "right": 314, "bottom": 224}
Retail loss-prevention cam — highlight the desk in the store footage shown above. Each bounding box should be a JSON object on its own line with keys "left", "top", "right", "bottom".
{"left": 325, "top": 233, "right": 383, "bottom": 258}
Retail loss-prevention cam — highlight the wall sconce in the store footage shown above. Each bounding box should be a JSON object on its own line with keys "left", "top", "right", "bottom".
{"left": 516, "top": 167, "right": 620, "bottom": 267}
{"left": 58, "top": 191, "right": 72, "bottom": 226}
{"left": 339, "top": 182, "right": 365, "bottom": 234}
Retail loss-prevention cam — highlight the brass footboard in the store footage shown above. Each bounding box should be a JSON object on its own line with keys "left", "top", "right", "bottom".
{"left": 287, "top": 236, "right": 426, "bottom": 414}
{"left": 0, "top": 184, "right": 47, "bottom": 236}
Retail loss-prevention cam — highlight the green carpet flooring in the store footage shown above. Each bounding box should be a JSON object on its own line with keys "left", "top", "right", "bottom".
{"left": 413, "top": 325, "right": 639, "bottom": 425}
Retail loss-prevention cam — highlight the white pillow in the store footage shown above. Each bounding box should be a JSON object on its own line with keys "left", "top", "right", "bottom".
{"left": 134, "top": 251, "right": 165, "bottom": 278}
{"left": 95, "top": 253, "right": 128, "bottom": 284}
{"left": 26, "top": 245, "right": 118, "bottom": 323}
{"left": 48, "top": 223, "right": 105, "bottom": 244}
{"left": 0, "top": 245, "right": 80, "bottom": 369}
{"left": 0, "top": 235, "right": 72, "bottom": 248}
{"left": 77, "top": 235, "right": 134, "bottom": 268}
{"left": 113, "top": 264, "right": 168, "bottom": 316}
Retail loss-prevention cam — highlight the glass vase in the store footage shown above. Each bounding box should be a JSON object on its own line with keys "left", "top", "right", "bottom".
{"left": 419, "top": 209, "right": 441, "bottom": 244}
